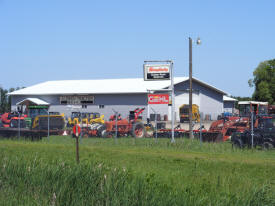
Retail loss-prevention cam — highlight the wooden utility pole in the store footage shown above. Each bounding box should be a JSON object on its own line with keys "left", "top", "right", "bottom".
{"left": 189, "top": 37, "right": 194, "bottom": 139}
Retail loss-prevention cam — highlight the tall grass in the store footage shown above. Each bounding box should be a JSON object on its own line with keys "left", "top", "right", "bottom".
{"left": 0, "top": 136, "right": 275, "bottom": 205}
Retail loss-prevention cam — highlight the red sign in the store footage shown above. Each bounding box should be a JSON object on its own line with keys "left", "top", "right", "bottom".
{"left": 144, "top": 64, "right": 170, "bottom": 81}
{"left": 73, "top": 124, "right": 81, "bottom": 137}
{"left": 148, "top": 94, "right": 169, "bottom": 104}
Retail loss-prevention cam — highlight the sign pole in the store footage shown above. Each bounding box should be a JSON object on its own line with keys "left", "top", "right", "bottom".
{"left": 76, "top": 135, "right": 79, "bottom": 164}
{"left": 73, "top": 125, "right": 81, "bottom": 164}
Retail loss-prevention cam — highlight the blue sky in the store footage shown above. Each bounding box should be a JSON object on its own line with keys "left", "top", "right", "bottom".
{"left": 0, "top": 0, "right": 274, "bottom": 96}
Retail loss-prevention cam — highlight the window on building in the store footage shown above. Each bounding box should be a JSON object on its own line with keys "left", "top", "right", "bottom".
{"left": 99, "top": 105, "right": 104, "bottom": 109}
{"left": 59, "top": 95, "right": 94, "bottom": 105}
{"left": 82, "top": 105, "right": 87, "bottom": 109}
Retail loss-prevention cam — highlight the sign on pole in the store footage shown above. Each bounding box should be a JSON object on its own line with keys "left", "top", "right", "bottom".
{"left": 148, "top": 94, "right": 169, "bottom": 104}
{"left": 73, "top": 124, "right": 81, "bottom": 137}
{"left": 144, "top": 64, "right": 170, "bottom": 81}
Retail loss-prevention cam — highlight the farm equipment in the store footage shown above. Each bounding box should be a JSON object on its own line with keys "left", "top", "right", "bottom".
{"left": 67, "top": 112, "right": 81, "bottom": 127}
{"left": 231, "top": 115, "right": 275, "bottom": 149}
{"left": 24, "top": 105, "right": 65, "bottom": 130}
{"left": 101, "top": 108, "right": 146, "bottom": 138}
{"left": 67, "top": 112, "right": 104, "bottom": 127}
{"left": 200, "top": 101, "right": 270, "bottom": 142}
{"left": 0, "top": 112, "right": 26, "bottom": 128}
{"left": 179, "top": 104, "right": 200, "bottom": 123}
{"left": 0, "top": 105, "right": 65, "bottom": 139}
{"left": 152, "top": 101, "right": 271, "bottom": 143}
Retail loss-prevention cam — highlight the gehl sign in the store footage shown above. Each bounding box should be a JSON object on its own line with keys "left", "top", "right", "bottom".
{"left": 148, "top": 94, "right": 169, "bottom": 104}
{"left": 143, "top": 64, "right": 170, "bottom": 80}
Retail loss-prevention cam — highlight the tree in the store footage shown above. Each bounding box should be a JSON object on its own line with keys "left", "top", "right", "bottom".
{"left": 0, "top": 87, "right": 23, "bottom": 113}
{"left": 0, "top": 88, "right": 8, "bottom": 113}
{"left": 249, "top": 59, "right": 275, "bottom": 104}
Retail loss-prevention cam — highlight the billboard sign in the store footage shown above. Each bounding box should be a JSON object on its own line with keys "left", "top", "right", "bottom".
{"left": 148, "top": 94, "right": 169, "bottom": 104}
{"left": 144, "top": 64, "right": 170, "bottom": 80}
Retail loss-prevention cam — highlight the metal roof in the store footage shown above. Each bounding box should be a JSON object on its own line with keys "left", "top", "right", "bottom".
{"left": 9, "top": 77, "right": 227, "bottom": 95}
{"left": 16, "top": 98, "right": 50, "bottom": 105}
{"left": 238, "top": 101, "right": 269, "bottom": 105}
{"left": 223, "top": 96, "right": 237, "bottom": 101}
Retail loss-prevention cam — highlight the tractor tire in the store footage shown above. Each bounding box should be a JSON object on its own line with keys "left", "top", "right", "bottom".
{"left": 10, "top": 119, "right": 18, "bottom": 128}
{"left": 232, "top": 139, "right": 243, "bottom": 149}
{"left": 96, "top": 124, "right": 106, "bottom": 137}
{"left": 102, "top": 131, "right": 114, "bottom": 138}
{"left": 131, "top": 122, "right": 145, "bottom": 138}
{"left": 262, "top": 142, "right": 274, "bottom": 150}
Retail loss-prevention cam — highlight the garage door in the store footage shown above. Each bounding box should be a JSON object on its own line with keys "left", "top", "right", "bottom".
{"left": 174, "top": 91, "right": 200, "bottom": 121}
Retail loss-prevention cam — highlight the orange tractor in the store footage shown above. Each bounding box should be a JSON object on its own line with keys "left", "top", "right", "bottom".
{"left": 101, "top": 108, "right": 146, "bottom": 138}
{"left": 203, "top": 101, "right": 269, "bottom": 142}
{"left": 0, "top": 112, "right": 27, "bottom": 128}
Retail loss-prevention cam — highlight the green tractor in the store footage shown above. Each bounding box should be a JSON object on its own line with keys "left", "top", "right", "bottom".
{"left": 24, "top": 105, "right": 65, "bottom": 130}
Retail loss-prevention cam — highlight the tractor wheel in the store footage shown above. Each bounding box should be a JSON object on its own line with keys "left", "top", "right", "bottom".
{"left": 131, "top": 122, "right": 145, "bottom": 138}
{"left": 102, "top": 130, "right": 114, "bottom": 138}
{"left": 232, "top": 139, "right": 243, "bottom": 149}
{"left": 10, "top": 119, "right": 18, "bottom": 128}
{"left": 96, "top": 125, "right": 106, "bottom": 137}
{"left": 262, "top": 142, "right": 274, "bottom": 150}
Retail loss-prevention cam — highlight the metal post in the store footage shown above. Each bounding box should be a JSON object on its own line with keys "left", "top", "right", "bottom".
{"left": 251, "top": 111, "right": 254, "bottom": 148}
{"left": 147, "top": 103, "right": 150, "bottom": 120}
{"left": 199, "top": 113, "right": 202, "bottom": 145}
{"left": 189, "top": 37, "right": 194, "bottom": 139}
{"left": 115, "top": 111, "right": 118, "bottom": 139}
{"left": 170, "top": 61, "right": 175, "bottom": 143}
{"left": 80, "top": 113, "right": 83, "bottom": 143}
{"left": 47, "top": 111, "right": 50, "bottom": 140}
{"left": 151, "top": 107, "right": 158, "bottom": 140}
{"left": 18, "top": 112, "right": 20, "bottom": 139}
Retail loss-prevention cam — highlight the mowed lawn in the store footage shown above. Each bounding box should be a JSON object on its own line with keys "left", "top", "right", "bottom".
{"left": 0, "top": 136, "right": 275, "bottom": 206}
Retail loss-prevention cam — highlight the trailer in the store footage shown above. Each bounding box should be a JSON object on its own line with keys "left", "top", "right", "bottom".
{"left": 0, "top": 127, "right": 63, "bottom": 140}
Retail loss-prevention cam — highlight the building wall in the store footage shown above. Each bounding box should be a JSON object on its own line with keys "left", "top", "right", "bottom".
{"left": 11, "top": 94, "right": 150, "bottom": 120}
{"left": 223, "top": 101, "right": 235, "bottom": 113}
{"left": 174, "top": 80, "right": 223, "bottom": 120}
{"left": 11, "top": 80, "right": 224, "bottom": 121}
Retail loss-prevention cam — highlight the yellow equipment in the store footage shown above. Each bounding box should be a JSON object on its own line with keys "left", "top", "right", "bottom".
{"left": 179, "top": 104, "right": 200, "bottom": 123}
{"left": 67, "top": 112, "right": 81, "bottom": 127}
{"left": 89, "top": 114, "right": 105, "bottom": 124}
{"left": 26, "top": 106, "right": 65, "bottom": 130}
{"left": 67, "top": 112, "right": 104, "bottom": 127}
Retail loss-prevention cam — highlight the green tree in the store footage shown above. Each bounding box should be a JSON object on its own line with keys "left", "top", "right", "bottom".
{"left": 249, "top": 59, "right": 275, "bottom": 104}
{"left": 0, "top": 88, "right": 8, "bottom": 113}
{"left": 0, "top": 87, "right": 23, "bottom": 113}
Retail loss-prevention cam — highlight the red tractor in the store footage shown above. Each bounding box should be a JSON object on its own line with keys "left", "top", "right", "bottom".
{"left": 0, "top": 112, "right": 27, "bottom": 128}
{"left": 203, "top": 101, "right": 269, "bottom": 142}
{"left": 101, "top": 108, "right": 146, "bottom": 138}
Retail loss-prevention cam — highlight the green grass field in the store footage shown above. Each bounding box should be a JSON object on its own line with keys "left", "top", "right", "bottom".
{"left": 0, "top": 136, "right": 275, "bottom": 206}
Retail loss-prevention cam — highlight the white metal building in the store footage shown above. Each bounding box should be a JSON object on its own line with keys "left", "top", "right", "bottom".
{"left": 9, "top": 77, "right": 227, "bottom": 121}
